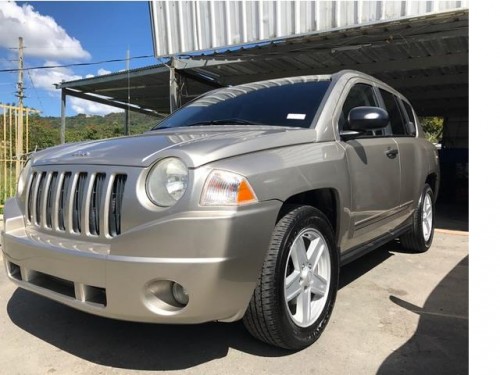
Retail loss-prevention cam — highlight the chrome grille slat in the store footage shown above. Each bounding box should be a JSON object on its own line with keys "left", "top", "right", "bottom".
{"left": 72, "top": 173, "right": 88, "bottom": 234}
{"left": 25, "top": 169, "right": 126, "bottom": 239}
{"left": 39, "top": 172, "right": 52, "bottom": 228}
{"left": 65, "top": 173, "right": 79, "bottom": 234}
{"left": 100, "top": 174, "right": 113, "bottom": 238}
{"left": 45, "top": 172, "right": 58, "bottom": 229}
{"left": 80, "top": 173, "right": 96, "bottom": 236}
{"left": 26, "top": 172, "right": 37, "bottom": 223}
{"left": 51, "top": 172, "right": 64, "bottom": 230}
{"left": 32, "top": 172, "right": 44, "bottom": 226}
{"left": 58, "top": 172, "right": 72, "bottom": 231}
{"left": 35, "top": 172, "right": 46, "bottom": 225}
{"left": 109, "top": 175, "right": 127, "bottom": 237}
{"left": 89, "top": 173, "right": 106, "bottom": 236}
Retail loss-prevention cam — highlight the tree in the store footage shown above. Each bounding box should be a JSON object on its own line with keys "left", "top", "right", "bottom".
{"left": 419, "top": 117, "right": 443, "bottom": 144}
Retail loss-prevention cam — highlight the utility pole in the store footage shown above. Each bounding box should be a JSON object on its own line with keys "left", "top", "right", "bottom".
{"left": 15, "top": 36, "right": 25, "bottom": 179}
{"left": 125, "top": 48, "right": 130, "bottom": 135}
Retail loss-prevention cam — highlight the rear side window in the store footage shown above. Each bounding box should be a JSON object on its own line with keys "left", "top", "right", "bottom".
{"left": 379, "top": 89, "right": 408, "bottom": 136}
{"left": 402, "top": 100, "right": 417, "bottom": 136}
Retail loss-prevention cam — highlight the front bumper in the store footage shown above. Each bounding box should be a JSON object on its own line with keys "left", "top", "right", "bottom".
{"left": 1, "top": 198, "right": 281, "bottom": 323}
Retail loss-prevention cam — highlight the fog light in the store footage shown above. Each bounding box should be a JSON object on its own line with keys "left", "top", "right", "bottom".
{"left": 172, "top": 282, "right": 189, "bottom": 306}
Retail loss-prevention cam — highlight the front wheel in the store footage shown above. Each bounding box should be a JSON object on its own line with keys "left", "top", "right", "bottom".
{"left": 400, "top": 184, "right": 435, "bottom": 252}
{"left": 243, "top": 205, "right": 339, "bottom": 350}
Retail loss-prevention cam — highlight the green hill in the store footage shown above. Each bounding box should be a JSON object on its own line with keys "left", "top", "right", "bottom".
{"left": 28, "top": 111, "right": 162, "bottom": 150}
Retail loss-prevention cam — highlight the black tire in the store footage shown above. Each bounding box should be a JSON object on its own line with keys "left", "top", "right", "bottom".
{"left": 400, "top": 184, "right": 435, "bottom": 253}
{"left": 243, "top": 205, "right": 339, "bottom": 350}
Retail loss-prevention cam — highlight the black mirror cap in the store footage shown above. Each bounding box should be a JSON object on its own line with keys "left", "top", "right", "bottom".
{"left": 347, "top": 106, "right": 389, "bottom": 131}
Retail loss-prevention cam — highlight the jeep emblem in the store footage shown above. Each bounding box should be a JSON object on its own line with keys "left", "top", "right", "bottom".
{"left": 72, "top": 151, "right": 90, "bottom": 157}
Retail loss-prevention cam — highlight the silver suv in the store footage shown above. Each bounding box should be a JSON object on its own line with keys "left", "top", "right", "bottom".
{"left": 2, "top": 70, "right": 439, "bottom": 349}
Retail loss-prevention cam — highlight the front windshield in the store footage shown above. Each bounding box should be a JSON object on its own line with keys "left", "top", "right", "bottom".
{"left": 153, "top": 78, "right": 331, "bottom": 130}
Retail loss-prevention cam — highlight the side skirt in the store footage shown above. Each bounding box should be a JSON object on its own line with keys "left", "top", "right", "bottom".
{"left": 340, "top": 223, "right": 412, "bottom": 267}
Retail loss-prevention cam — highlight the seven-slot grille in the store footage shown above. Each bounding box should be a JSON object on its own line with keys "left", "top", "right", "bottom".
{"left": 25, "top": 170, "right": 127, "bottom": 238}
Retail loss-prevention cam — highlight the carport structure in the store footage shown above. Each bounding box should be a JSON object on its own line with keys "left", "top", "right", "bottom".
{"left": 57, "top": 1, "right": 468, "bottom": 207}
{"left": 57, "top": 1, "right": 468, "bottom": 144}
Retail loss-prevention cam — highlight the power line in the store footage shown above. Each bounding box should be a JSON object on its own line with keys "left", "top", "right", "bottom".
{"left": 0, "top": 54, "right": 156, "bottom": 73}
{"left": 27, "top": 69, "right": 45, "bottom": 113}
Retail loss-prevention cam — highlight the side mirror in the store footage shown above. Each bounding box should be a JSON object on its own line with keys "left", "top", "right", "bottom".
{"left": 347, "top": 106, "right": 389, "bottom": 131}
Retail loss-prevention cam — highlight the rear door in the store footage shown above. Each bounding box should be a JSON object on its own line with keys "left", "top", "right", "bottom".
{"left": 378, "top": 89, "right": 424, "bottom": 218}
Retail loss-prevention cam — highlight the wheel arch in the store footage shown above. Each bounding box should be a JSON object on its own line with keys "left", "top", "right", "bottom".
{"left": 277, "top": 188, "right": 341, "bottom": 250}
{"left": 425, "top": 172, "right": 439, "bottom": 202}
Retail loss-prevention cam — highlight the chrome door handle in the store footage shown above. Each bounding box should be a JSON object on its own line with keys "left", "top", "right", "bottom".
{"left": 385, "top": 149, "right": 399, "bottom": 159}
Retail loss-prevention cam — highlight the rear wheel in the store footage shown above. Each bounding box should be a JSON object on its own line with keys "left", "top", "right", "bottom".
{"left": 400, "top": 184, "right": 435, "bottom": 252}
{"left": 243, "top": 205, "right": 339, "bottom": 350}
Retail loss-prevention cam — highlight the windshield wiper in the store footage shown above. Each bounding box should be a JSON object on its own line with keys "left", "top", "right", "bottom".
{"left": 184, "top": 118, "right": 261, "bottom": 127}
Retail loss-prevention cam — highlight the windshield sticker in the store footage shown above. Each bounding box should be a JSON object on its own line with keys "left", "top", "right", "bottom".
{"left": 287, "top": 113, "right": 306, "bottom": 120}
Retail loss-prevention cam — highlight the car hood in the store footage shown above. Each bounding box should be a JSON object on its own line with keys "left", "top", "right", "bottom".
{"left": 31, "top": 126, "right": 317, "bottom": 168}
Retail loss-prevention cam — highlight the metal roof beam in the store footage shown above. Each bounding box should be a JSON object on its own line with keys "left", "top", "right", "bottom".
{"left": 383, "top": 73, "right": 468, "bottom": 89}
{"left": 176, "top": 68, "right": 225, "bottom": 89}
{"left": 171, "top": 57, "right": 241, "bottom": 70}
{"left": 406, "top": 87, "right": 469, "bottom": 101}
{"left": 63, "top": 88, "right": 165, "bottom": 118}
{"left": 194, "top": 24, "right": 469, "bottom": 61}
{"left": 412, "top": 98, "right": 468, "bottom": 116}
{"left": 212, "top": 52, "right": 469, "bottom": 85}
{"left": 56, "top": 65, "right": 169, "bottom": 89}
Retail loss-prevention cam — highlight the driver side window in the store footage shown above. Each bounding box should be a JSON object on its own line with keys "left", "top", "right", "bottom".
{"left": 339, "top": 84, "right": 379, "bottom": 135}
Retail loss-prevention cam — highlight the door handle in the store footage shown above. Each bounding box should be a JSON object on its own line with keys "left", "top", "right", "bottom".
{"left": 385, "top": 149, "right": 399, "bottom": 159}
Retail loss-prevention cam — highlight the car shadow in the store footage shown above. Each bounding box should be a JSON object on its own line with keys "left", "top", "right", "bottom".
{"left": 7, "top": 289, "right": 290, "bottom": 371}
{"left": 5, "top": 241, "right": 405, "bottom": 371}
{"left": 339, "top": 242, "right": 395, "bottom": 289}
{"left": 376, "top": 255, "right": 469, "bottom": 375}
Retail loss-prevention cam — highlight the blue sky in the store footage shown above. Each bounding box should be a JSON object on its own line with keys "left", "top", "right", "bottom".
{"left": 0, "top": 1, "right": 158, "bottom": 116}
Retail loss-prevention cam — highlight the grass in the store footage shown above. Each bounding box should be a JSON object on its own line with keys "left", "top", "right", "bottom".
{"left": 0, "top": 166, "right": 17, "bottom": 214}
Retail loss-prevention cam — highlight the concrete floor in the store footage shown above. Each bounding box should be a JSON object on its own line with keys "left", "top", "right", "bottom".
{"left": 0, "top": 230, "right": 468, "bottom": 375}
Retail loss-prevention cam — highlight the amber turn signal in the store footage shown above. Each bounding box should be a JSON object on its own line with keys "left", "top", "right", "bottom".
{"left": 201, "top": 170, "right": 258, "bottom": 206}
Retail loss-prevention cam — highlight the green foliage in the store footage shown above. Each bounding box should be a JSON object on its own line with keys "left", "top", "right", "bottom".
{"left": 1, "top": 112, "right": 159, "bottom": 212}
{"left": 28, "top": 112, "right": 159, "bottom": 150}
{"left": 419, "top": 117, "right": 444, "bottom": 144}
{"left": 0, "top": 166, "right": 16, "bottom": 214}
{"left": 29, "top": 116, "right": 59, "bottom": 150}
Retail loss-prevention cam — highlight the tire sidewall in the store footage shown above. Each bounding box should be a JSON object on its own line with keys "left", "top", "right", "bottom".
{"left": 416, "top": 184, "right": 435, "bottom": 250}
{"left": 274, "top": 207, "right": 339, "bottom": 348}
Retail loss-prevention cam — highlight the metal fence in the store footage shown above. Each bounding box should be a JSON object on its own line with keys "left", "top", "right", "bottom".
{"left": 1, "top": 103, "right": 33, "bottom": 211}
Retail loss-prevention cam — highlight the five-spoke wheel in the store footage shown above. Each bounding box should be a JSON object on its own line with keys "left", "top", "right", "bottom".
{"left": 284, "top": 228, "right": 331, "bottom": 327}
{"left": 243, "top": 205, "right": 338, "bottom": 350}
{"left": 401, "top": 184, "right": 435, "bottom": 252}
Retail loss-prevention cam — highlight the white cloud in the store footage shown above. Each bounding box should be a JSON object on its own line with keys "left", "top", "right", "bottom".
{"left": 97, "top": 68, "right": 111, "bottom": 76}
{"left": 0, "top": 3, "right": 123, "bottom": 117}
{"left": 69, "top": 97, "right": 123, "bottom": 116}
{"left": 0, "top": 2, "right": 90, "bottom": 60}
{"left": 30, "top": 64, "right": 123, "bottom": 116}
{"left": 30, "top": 63, "right": 81, "bottom": 93}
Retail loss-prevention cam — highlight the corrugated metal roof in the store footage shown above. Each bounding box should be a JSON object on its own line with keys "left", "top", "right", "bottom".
{"left": 178, "top": 9, "right": 468, "bottom": 115}
{"left": 151, "top": 0, "right": 468, "bottom": 57}
{"left": 58, "top": 6, "right": 468, "bottom": 117}
{"left": 57, "top": 64, "right": 167, "bottom": 88}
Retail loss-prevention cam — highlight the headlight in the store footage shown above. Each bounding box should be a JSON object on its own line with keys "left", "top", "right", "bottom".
{"left": 146, "top": 158, "right": 188, "bottom": 207}
{"left": 17, "top": 158, "right": 32, "bottom": 197}
{"left": 200, "top": 170, "right": 257, "bottom": 206}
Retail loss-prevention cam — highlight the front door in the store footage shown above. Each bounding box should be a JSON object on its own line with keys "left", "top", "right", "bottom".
{"left": 344, "top": 138, "right": 401, "bottom": 246}
{"left": 338, "top": 82, "right": 401, "bottom": 248}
